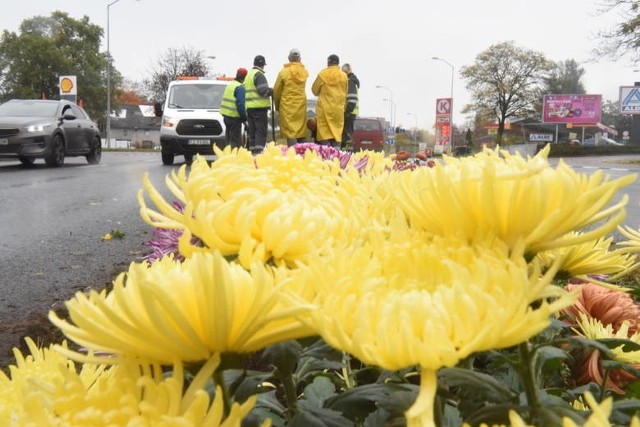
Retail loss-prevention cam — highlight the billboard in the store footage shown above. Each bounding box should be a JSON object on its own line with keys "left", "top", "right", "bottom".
{"left": 542, "top": 94, "right": 601, "bottom": 124}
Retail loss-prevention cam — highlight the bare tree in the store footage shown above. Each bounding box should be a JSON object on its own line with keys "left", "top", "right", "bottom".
{"left": 594, "top": 0, "right": 640, "bottom": 62}
{"left": 142, "top": 46, "right": 210, "bottom": 102}
{"left": 460, "top": 41, "right": 552, "bottom": 144}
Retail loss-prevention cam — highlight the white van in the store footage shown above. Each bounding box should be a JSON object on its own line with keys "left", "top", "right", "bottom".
{"left": 155, "top": 76, "right": 232, "bottom": 165}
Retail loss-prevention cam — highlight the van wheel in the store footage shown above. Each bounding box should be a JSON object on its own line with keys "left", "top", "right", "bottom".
{"left": 161, "top": 152, "right": 174, "bottom": 165}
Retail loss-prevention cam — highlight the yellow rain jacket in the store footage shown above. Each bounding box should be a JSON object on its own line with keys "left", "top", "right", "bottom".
{"left": 311, "top": 65, "right": 348, "bottom": 142}
{"left": 273, "top": 62, "right": 309, "bottom": 139}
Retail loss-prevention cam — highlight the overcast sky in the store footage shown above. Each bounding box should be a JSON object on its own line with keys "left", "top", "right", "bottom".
{"left": 1, "top": 0, "right": 636, "bottom": 129}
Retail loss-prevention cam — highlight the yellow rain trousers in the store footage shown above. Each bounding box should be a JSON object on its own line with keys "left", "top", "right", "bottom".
{"left": 311, "top": 65, "right": 348, "bottom": 142}
{"left": 273, "top": 62, "right": 309, "bottom": 139}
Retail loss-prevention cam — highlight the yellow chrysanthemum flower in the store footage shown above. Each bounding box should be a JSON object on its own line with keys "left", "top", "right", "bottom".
{"left": 574, "top": 313, "right": 640, "bottom": 364}
{"left": 387, "top": 146, "right": 635, "bottom": 256}
{"left": 461, "top": 394, "right": 640, "bottom": 427}
{"left": 0, "top": 339, "right": 267, "bottom": 426}
{"left": 301, "top": 234, "right": 575, "bottom": 427}
{"left": 50, "top": 251, "right": 314, "bottom": 364}
{"left": 617, "top": 225, "right": 640, "bottom": 257}
{"left": 138, "top": 145, "right": 370, "bottom": 267}
{"left": 562, "top": 392, "right": 640, "bottom": 427}
{"left": 535, "top": 234, "right": 636, "bottom": 281}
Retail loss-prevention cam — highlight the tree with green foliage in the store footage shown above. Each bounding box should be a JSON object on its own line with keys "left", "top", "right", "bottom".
{"left": 543, "top": 59, "right": 586, "bottom": 95}
{"left": 531, "top": 59, "right": 586, "bottom": 117}
{"left": 601, "top": 99, "right": 632, "bottom": 136}
{"left": 465, "top": 128, "right": 473, "bottom": 147}
{"left": 460, "top": 41, "right": 552, "bottom": 144}
{"left": 142, "top": 47, "right": 212, "bottom": 102}
{"left": 0, "top": 11, "right": 118, "bottom": 124}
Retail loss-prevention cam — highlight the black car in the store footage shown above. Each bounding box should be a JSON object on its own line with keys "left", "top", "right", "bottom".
{"left": 0, "top": 99, "right": 101, "bottom": 167}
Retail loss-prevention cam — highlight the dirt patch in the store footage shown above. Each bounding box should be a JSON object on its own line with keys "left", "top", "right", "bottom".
{"left": 0, "top": 309, "right": 67, "bottom": 371}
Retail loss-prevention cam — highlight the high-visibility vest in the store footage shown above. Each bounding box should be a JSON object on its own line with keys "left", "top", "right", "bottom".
{"left": 347, "top": 77, "right": 359, "bottom": 116}
{"left": 245, "top": 68, "right": 270, "bottom": 109}
{"left": 220, "top": 81, "right": 241, "bottom": 118}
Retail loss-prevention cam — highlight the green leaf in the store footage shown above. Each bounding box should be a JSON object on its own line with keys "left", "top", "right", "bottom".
{"left": 253, "top": 390, "right": 286, "bottom": 423}
{"left": 288, "top": 407, "right": 353, "bottom": 427}
{"left": 610, "top": 399, "right": 640, "bottom": 425}
{"left": 300, "top": 337, "right": 343, "bottom": 361}
{"left": 463, "top": 403, "right": 522, "bottom": 426}
{"left": 296, "top": 356, "right": 344, "bottom": 384}
{"left": 598, "top": 338, "right": 640, "bottom": 353}
{"left": 326, "top": 383, "right": 417, "bottom": 420}
{"left": 260, "top": 340, "right": 302, "bottom": 377}
{"left": 224, "top": 369, "right": 273, "bottom": 402}
{"left": 562, "top": 336, "right": 616, "bottom": 357}
{"left": 299, "top": 376, "right": 337, "bottom": 410}
{"left": 439, "top": 367, "right": 517, "bottom": 403}
{"left": 623, "top": 380, "right": 640, "bottom": 399}
{"left": 532, "top": 345, "right": 569, "bottom": 378}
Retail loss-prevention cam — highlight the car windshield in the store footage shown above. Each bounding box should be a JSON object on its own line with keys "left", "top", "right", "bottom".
{"left": 0, "top": 101, "right": 59, "bottom": 117}
{"left": 168, "top": 84, "right": 226, "bottom": 109}
{"left": 354, "top": 119, "right": 382, "bottom": 131}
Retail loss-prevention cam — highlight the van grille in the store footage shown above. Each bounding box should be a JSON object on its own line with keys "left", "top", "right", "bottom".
{"left": 176, "top": 120, "right": 222, "bottom": 136}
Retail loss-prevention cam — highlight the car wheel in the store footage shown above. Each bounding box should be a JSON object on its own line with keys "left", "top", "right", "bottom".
{"left": 161, "top": 152, "right": 174, "bottom": 166}
{"left": 45, "top": 134, "right": 65, "bottom": 167}
{"left": 18, "top": 156, "right": 35, "bottom": 166}
{"left": 86, "top": 137, "right": 102, "bottom": 165}
{"left": 184, "top": 153, "right": 194, "bottom": 165}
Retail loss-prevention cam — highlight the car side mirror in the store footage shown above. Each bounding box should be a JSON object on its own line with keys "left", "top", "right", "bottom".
{"left": 63, "top": 112, "right": 77, "bottom": 120}
{"left": 154, "top": 102, "right": 164, "bottom": 117}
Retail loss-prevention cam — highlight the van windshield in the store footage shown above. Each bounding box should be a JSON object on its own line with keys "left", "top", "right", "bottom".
{"left": 168, "top": 83, "right": 226, "bottom": 109}
{"left": 354, "top": 119, "right": 382, "bottom": 131}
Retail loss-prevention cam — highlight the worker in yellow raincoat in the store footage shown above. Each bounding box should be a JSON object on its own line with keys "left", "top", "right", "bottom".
{"left": 273, "top": 49, "right": 309, "bottom": 145}
{"left": 311, "top": 54, "right": 348, "bottom": 146}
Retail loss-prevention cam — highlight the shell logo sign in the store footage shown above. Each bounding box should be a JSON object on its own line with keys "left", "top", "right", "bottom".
{"left": 59, "top": 75, "right": 77, "bottom": 96}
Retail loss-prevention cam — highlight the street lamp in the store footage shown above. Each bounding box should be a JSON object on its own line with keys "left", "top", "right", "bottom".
{"left": 382, "top": 98, "right": 396, "bottom": 130}
{"left": 106, "top": 0, "right": 139, "bottom": 148}
{"left": 431, "top": 56, "right": 454, "bottom": 106}
{"left": 407, "top": 112, "right": 418, "bottom": 142}
{"left": 375, "top": 85, "right": 394, "bottom": 129}
{"left": 206, "top": 55, "right": 216, "bottom": 76}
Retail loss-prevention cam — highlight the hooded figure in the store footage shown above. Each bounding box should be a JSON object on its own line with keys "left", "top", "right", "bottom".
{"left": 311, "top": 54, "right": 348, "bottom": 145}
{"left": 273, "top": 49, "right": 309, "bottom": 143}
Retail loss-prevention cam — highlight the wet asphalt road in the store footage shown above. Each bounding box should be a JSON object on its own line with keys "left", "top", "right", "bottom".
{"left": 0, "top": 151, "right": 185, "bottom": 359}
{"left": 1, "top": 151, "right": 640, "bottom": 363}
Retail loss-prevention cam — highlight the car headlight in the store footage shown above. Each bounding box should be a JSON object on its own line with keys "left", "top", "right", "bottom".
{"left": 26, "top": 123, "right": 52, "bottom": 132}
{"left": 162, "top": 116, "right": 177, "bottom": 128}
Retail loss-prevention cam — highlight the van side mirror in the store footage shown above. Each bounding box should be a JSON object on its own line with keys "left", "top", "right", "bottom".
{"left": 154, "top": 102, "right": 164, "bottom": 117}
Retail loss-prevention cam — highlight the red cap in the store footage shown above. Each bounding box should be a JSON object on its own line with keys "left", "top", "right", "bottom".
{"left": 236, "top": 68, "right": 248, "bottom": 78}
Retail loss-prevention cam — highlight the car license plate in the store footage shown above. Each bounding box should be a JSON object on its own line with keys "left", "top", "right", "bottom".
{"left": 0, "top": 138, "right": 7, "bottom": 145}
{"left": 188, "top": 139, "right": 210, "bottom": 145}
{"left": 361, "top": 140, "right": 372, "bottom": 145}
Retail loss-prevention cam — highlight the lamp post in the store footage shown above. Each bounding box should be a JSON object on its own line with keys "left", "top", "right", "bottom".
{"left": 206, "top": 55, "right": 216, "bottom": 76}
{"left": 432, "top": 56, "right": 455, "bottom": 152}
{"left": 106, "top": 0, "right": 138, "bottom": 148}
{"left": 407, "top": 112, "right": 418, "bottom": 143}
{"left": 382, "top": 98, "right": 396, "bottom": 129}
{"left": 375, "top": 85, "right": 394, "bottom": 130}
